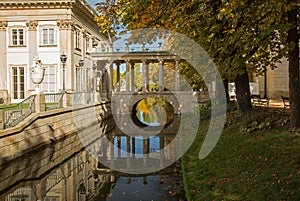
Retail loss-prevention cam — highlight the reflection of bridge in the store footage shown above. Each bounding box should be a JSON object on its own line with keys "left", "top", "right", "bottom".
{"left": 0, "top": 117, "right": 185, "bottom": 201}
{"left": 95, "top": 124, "right": 181, "bottom": 174}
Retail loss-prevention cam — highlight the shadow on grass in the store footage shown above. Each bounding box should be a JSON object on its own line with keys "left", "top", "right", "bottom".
{"left": 182, "top": 107, "right": 299, "bottom": 200}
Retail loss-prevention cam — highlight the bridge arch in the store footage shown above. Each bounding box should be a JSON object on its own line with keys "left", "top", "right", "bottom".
{"left": 129, "top": 92, "right": 179, "bottom": 115}
{"left": 111, "top": 91, "right": 200, "bottom": 115}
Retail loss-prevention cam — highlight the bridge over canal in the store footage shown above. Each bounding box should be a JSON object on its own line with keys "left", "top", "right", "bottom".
{"left": 91, "top": 49, "right": 210, "bottom": 116}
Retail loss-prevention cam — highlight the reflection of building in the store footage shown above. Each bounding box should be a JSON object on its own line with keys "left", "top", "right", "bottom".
{"left": 0, "top": 0, "right": 109, "bottom": 103}
{"left": 1, "top": 126, "right": 182, "bottom": 201}
{"left": 0, "top": 110, "right": 187, "bottom": 200}
{"left": 3, "top": 150, "right": 97, "bottom": 201}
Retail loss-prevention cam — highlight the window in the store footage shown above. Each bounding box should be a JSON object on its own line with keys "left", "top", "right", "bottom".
{"left": 41, "top": 27, "right": 56, "bottom": 46}
{"left": 76, "top": 66, "right": 83, "bottom": 92}
{"left": 74, "top": 28, "right": 81, "bottom": 50}
{"left": 86, "top": 37, "right": 90, "bottom": 53}
{"left": 11, "top": 66, "right": 25, "bottom": 100}
{"left": 10, "top": 28, "right": 25, "bottom": 46}
{"left": 41, "top": 65, "right": 57, "bottom": 93}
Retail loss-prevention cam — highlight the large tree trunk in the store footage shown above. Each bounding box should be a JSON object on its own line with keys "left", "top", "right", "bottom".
{"left": 223, "top": 78, "right": 230, "bottom": 102}
{"left": 288, "top": 0, "right": 300, "bottom": 130}
{"left": 235, "top": 66, "right": 252, "bottom": 114}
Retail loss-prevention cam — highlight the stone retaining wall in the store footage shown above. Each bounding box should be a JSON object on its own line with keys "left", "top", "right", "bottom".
{"left": 0, "top": 102, "right": 113, "bottom": 166}
{"left": 0, "top": 115, "right": 115, "bottom": 197}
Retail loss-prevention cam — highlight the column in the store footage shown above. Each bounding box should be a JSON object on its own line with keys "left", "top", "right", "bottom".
{"left": 159, "top": 60, "right": 164, "bottom": 92}
{"left": 105, "top": 62, "right": 113, "bottom": 92}
{"left": 132, "top": 136, "right": 136, "bottom": 158}
{"left": 82, "top": 29, "right": 87, "bottom": 92}
{"left": 61, "top": 165, "right": 70, "bottom": 201}
{"left": 143, "top": 138, "right": 149, "bottom": 166}
{"left": 0, "top": 22, "right": 7, "bottom": 93}
{"left": 35, "top": 179, "right": 47, "bottom": 200}
{"left": 143, "top": 176, "right": 148, "bottom": 185}
{"left": 126, "top": 136, "right": 131, "bottom": 168}
{"left": 26, "top": 21, "right": 38, "bottom": 91}
{"left": 175, "top": 60, "right": 180, "bottom": 91}
{"left": 34, "top": 94, "right": 46, "bottom": 113}
{"left": 80, "top": 65, "right": 84, "bottom": 92}
{"left": 110, "top": 63, "right": 114, "bottom": 92}
{"left": 145, "top": 62, "right": 149, "bottom": 91}
{"left": 57, "top": 19, "right": 75, "bottom": 91}
{"left": 110, "top": 135, "right": 115, "bottom": 168}
{"left": 159, "top": 136, "right": 165, "bottom": 168}
{"left": 116, "top": 62, "right": 121, "bottom": 92}
{"left": 125, "top": 59, "right": 130, "bottom": 92}
{"left": 101, "top": 66, "right": 107, "bottom": 92}
{"left": 131, "top": 62, "right": 135, "bottom": 92}
{"left": 142, "top": 60, "right": 149, "bottom": 91}
{"left": 117, "top": 136, "right": 121, "bottom": 159}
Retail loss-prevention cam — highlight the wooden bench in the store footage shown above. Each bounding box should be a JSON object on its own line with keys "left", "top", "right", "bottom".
{"left": 281, "top": 96, "right": 290, "bottom": 109}
{"left": 251, "top": 95, "right": 269, "bottom": 106}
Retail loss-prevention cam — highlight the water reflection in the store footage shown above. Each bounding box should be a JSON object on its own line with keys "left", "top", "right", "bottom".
{"left": 97, "top": 114, "right": 181, "bottom": 174}
{"left": 134, "top": 97, "right": 174, "bottom": 127}
{"left": 0, "top": 117, "right": 185, "bottom": 201}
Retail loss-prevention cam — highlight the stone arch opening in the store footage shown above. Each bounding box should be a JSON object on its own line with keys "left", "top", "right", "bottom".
{"left": 131, "top": 97, "right": 175, "bottom": 127}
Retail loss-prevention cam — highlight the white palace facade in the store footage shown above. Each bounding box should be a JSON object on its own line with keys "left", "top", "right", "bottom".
{"left": 0, "top": 0, "right": 291, "bottom": 104}
{"left": 0, "top": 0, "right": 110, "bottom": 103}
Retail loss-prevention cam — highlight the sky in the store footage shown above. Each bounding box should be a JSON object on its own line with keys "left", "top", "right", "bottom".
{"left": 85, "top": 0, "right": 163, "bottom": 55}
{"left": 86, "top": 0, "right": 103, "bottom": 8}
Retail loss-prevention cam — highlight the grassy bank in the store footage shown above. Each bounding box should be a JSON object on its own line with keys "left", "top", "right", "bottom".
{"left": 182, "top": 108, "right": 300, "bottom": 200}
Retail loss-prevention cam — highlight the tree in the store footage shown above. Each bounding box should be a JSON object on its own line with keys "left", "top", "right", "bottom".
{"left": 287, "top": 0, "right": 300, "bottom": 130}
{"left": 95, "top": 0, "right": 299, "bottom": 118}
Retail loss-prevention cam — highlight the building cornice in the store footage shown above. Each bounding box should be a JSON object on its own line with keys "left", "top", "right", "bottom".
{"left": 0, "top": 1, "right": 74, "bottom": 10}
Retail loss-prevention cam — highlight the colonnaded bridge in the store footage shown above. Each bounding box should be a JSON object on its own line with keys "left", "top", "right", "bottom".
{"left": 91, "top": 48, "right": 211, "bottom": 115}
{"left": 0, "top": 48, "right": 211, "bottom": 130}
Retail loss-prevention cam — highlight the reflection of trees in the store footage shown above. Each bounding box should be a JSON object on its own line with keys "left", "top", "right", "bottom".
{"left": 136, "top": 98, "right": 174, "bottom": 125}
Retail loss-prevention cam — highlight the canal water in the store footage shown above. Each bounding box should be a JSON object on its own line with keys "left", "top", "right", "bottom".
{"left": 0, "top": 108, "right": 186, "bottom": 200}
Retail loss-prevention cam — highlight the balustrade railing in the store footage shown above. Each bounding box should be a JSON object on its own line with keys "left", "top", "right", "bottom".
{"left": 5, "top": 187, "right": 37, "bottom": 201}
{"left": 1, "top": 95, "right": 36, "bottom": 129}
{"left": 68, "top": 92, "right": 109, "bottom": 106}
{"left": 93, "top": 45, "right": 164, "bottom": 53}
{"left": 45, "top": 93, "right": 64, "bottom": 111}
{"left": 0, "top": 91, "right": 111, "bottom": 129}
{"left": 46, "top": 169, "right": 65, "bottom": 193}
{"left": 84, "top": 92, "right": 94, "bottom": 104}
{"left": 69, "top": 92, "right": 83, "bottom": 106}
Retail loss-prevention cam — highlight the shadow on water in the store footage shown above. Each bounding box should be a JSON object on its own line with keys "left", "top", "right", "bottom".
{"left": 0, "top": 112, "right": 186, "bottom": 200}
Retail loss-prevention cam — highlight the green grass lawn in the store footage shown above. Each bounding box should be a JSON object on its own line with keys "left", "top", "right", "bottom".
{"left": 182, "top": 108, "right": 300, "bottom": 200}
{"left": 0, "top": 103, "right": 18, "bottom": 109}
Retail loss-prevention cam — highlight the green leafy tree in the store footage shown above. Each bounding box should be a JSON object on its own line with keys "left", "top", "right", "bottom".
{"left": 287, "top": 0, "right": 299, "bottom": 130}
{"left": 95, "top": 0, "right": 299, "bottom": 126}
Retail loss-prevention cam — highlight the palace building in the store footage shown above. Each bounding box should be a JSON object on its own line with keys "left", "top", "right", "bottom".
{"left": 0, "top": 0, "right": 291, "bottom": 104}
{"left": 0, "top": 0, "right": 110, "bottom": 103}
{"left": 256, "top": 58, "right": 289, "bottom": 99}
